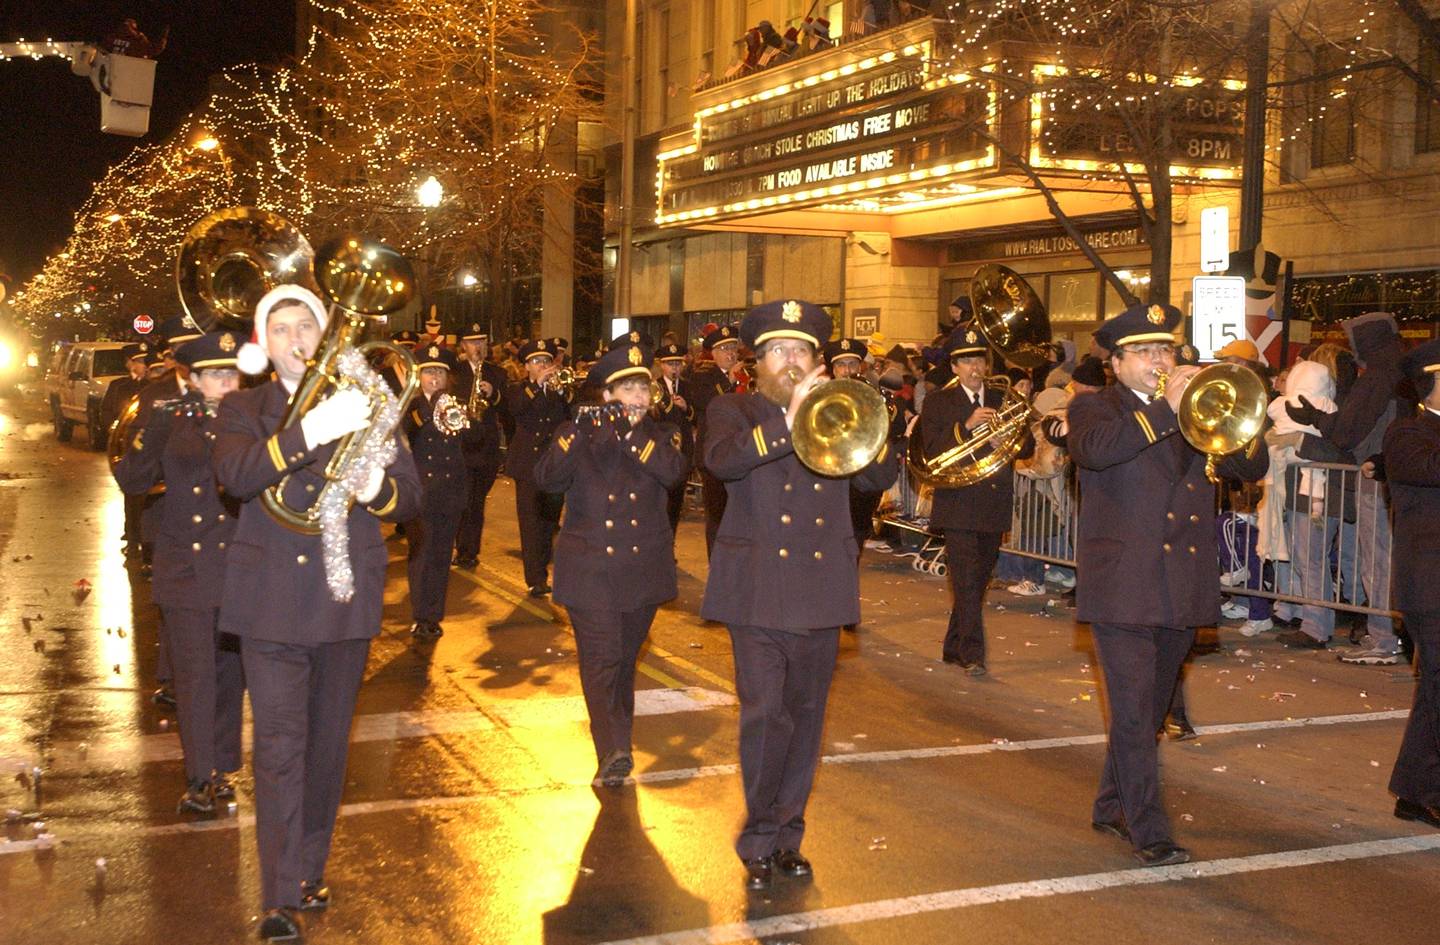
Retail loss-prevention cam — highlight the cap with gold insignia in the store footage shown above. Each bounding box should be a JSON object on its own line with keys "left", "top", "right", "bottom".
{"left": 461, "top": 322, "right": 489, "bottom": 342}
{"left": 739, "top": 299, "right": 832, "bottom": 349}
{"left": 656, "top": 342, "right": 686, "bottom": 362}
{"left": 1175, "top": 342, "right": 1202, "bottom": 366}
{"left": 550, "top": 336, "right": 570, "bottom": 350}
{"left": 1094, "top": 302, "right": 1182, "bottom": 353}
{"left": 822, "top": 337, "right": 865, "bottom": 365}
{"left": 590, "top": 341, "right": 611, "bottom": 361}
{"left": 124, "top": 343, "right": 147, "bottom": 363}
{"left": 1401, "top": 338, "right": 1440, "bottom": 394}
{"left": 175, "top": 331, "right": 245, "bottom": 371}
{"left": 592, "top": 341, "right": 653, "bottom": 387}
{"left": 390, "top": 329, "right": 420, "bottom": 349}
{"left": 415, "top": 344, "right": 457, "bottom": 371}
{"left": 519, "top": 337, "right": 555, "bottom": 361}
{"left": 946, "top": 323, "right": 987, "bottom": 358}
{"left": 702, "top": 324, "right": 739, "bottom": 351}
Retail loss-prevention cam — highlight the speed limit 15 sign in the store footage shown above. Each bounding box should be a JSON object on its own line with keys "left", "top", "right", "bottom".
{"left": 1191, "top": 276, "right": 1247, "bottom": 360}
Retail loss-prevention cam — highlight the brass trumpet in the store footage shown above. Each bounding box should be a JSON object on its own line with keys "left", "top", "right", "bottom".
{"left": 786, "top": 367, "right": 890, "bottom": 477}
{"left": 542, "top": 366, "right": 581, "bottom": 397}
{"left": 1155, "top": 363, "right": 1267, "bottom": 483}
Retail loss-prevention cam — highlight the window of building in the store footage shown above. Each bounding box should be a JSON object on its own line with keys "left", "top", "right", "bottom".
{"left": 1310, "top": 43, "right": 1355, "bottom": 168}
{"left": 1417, "top": 22, "right": 1440, "bottom": 154}
{"left": 699, "top": 0, "right": 716, "bottom": 79}
{"left": 658, "top": 6, "right": 672, "bottom": 125}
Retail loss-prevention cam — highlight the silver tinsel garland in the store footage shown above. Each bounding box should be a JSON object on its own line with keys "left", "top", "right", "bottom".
{"left": 317, "top": 348, "right": 402, "bottom": 602}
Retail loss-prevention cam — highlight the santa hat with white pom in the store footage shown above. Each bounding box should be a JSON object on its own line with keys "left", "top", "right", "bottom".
{"left": 237, "top": 284, "right": 330, "bottom": 376}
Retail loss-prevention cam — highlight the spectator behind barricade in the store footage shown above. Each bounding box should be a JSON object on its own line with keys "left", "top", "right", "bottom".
{"left": 1280, "top": 316, "right": 1402, "bottom": 659}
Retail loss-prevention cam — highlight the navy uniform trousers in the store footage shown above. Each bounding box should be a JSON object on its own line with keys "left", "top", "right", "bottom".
{"left": 455, "top": 459, "right": 500, "bottom": 560}
{"left": 515, "top": 480, "right": 564, "bottom": 588}
{"left": 729, "top": 625, "right": 839, "bottom": 860}
{"left": 1090, "top": 623, "right": 1195, "bottom": 847}
{"left": 570, "top": 605, "right": 660, "bottom": 762}
{"left": 407, "top": 508, "right": 461, "bottom": 623}
{"left": 1391, "top": 613, "right": 1440, "bottom": 805}
{"left": 243, "top": 637, "right": 370, "bottom": 907}
{"left": 164, "top": 606, "right": 245, "bottom": 782}
{"left": 941, "top": 530, "right": 1003, "bottom": 664}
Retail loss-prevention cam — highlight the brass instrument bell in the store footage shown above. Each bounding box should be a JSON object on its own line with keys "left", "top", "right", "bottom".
{"left": 1175, "top": 362, "right": 1267, "bottom": 483}
{"left": 790, "top": 375, "right": 890, "bottom": 477}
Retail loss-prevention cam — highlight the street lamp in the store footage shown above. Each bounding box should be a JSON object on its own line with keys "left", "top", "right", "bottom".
{"left": 417, "top": 175, "right": 443, "bottom": 208}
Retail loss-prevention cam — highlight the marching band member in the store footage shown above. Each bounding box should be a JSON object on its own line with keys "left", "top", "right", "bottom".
{"left": 825, "top": 338, "right": 885, "bottom": 563}
{"left": 1383, "top": 339, "right": 1440, "bottom": 829}
{"left": 921, "top": 324, "right": 1033, "bottom": 676}
{"left": 653, "top": 341, "right": 694, "bottom": 533}
{"left": 701, "top": 300, "right": 897, "bottom": 891}
{"left": 684, "top": 325, "right": 742, "bottom": 557}
{"left": 113, "top": 331, "right": 246, "bottom": 815}
{"left": 534, "top": 338, "right": 689, "bottom": 786}
{"left": 102, "top": 343, "right": 151, "bottom": 558}
{"left": 212, "top": 286, "right": 420, "bottom": 940}
{"left": 403, "top": 343, "right": 479, "bottom": 639}
{"left": 1068, "top": 303, "right": 1266, "bottom": 867}
{"left": 452, "top": 323, "right": 507, "bottom": 568}
{"left": 504, "top": 337, "right": 570, "bottom": 597}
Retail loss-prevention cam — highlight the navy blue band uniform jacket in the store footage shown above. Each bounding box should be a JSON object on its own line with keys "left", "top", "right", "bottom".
{"left": 452, "top": 359, "right": 508, "bottom": 469}
{"left": 654, "top": 377, "right": 696, "bottom": 459}
{"left": 683, "top": 366, "right": 737, "bottom": 471}
{"left": 503, "top": 380, "right": 570, "bottom": 481}
{"left": 699, "top": 392, "right": 899, "bottom": 630}
{"left": 534, "top": 413, "right": 690, "bottom": 611}
{"left": 112, "top": 390, "right": 238, "bottom": 611}
{"left": 210, "top": 379, "right": 421, "bottom": 644}
{"left": 127, "top": 371, "right": 191, "bottom": 540}
{"left": 1384, "top": 409, "right": 1440, "bottom": 615}
{"left": 1068, "top": 384, "right": 1268, "bottom": 628}
{"left": 920, "top": 382, "right": 1035, "bottom": 533}
{"left": 403, "top": 392, "right": 480, "bottom": 515}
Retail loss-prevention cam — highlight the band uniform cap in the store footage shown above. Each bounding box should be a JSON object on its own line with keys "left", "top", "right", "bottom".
{"left": 702, "top": 324, "right": 739, "bottom": 350}
{"left": 656, "top": 342, "right": 686, "bottom": 362}
{"left": 390, "top": 329, "right": 420, "bottom": 348}
{"left": 122, "top": 343, "right": 145, "bottom": 362}
{"left": 740, "top": 299, "right": 831, "bottom": 348}
{"left": 823, "top": 337, "right": 865, "bottom": 364}
{"left": 1214, "top": 338, "right": 1259, "bottom": 362}
{"left": 1175, "top": 342, "right": 1202, "bottom": 366}
{"left": 158, "top": 315, "right": 203, "bottom": 348}
{"left": 1095, "top": 302, "right": 1182, "bottom": 352}
{"left": 550, "top": 336, "right": 570, "bottom": 350}
{"left": 175, "top": 331, "right": 244, "bottom": 370}
{"left": 519, "top": 338, "right": 557, "bottom": 362}
{"left": 415, "top": 344, "right": 457, "bottom": 371}
{"left": 1401, "top": 338, "right": 1440, "bottom": 385}
{"left": 947, "top": 324, "right": 987, "bottom": 358}
{"left": 594, "top": 341, "right": 653, "bottom": 386}
{"left": 949, "top": 296, "right": 973, "bottom": 316}
{"left": 461, "top": 322, "right": 489, "bottom": 341}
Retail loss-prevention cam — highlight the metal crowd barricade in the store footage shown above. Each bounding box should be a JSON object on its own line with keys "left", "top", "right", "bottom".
{"left": 1004, "top": 471, "right": 1078, "bottom": 567}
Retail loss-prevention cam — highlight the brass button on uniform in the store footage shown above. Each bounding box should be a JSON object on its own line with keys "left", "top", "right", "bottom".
{"left": 608, "top": 494, "right": 616, "bottom": 502}
{"left": 605, "top": 546, "right": 615, "bottom": 555}
{"left": 783, "top": 483, "right": 793, "bottom": 492}
{"left": 297, "top": 554, "right": 308, "bottom": 564}
{"left": 813, "top": 483, "right": 822, "bottom": 491}
{"left": 778, "top": 548, "right": 789, "bottom": 558}
{"left": 629, "top": 492, "right": 637, "bottom": 501}
{"left": 781, "top": 514, "right": 792, "bottom": 525}
{"left": 813, "top": 551, "right": 823, "bottom": 560}
{"left": 193, "top": 514, "right": 203, "bottom": 524}
{"left": 1189, "top": 514, "right": 1200, "bottom": 523}
{"left": 605, "top": 520, "right": 614, "bottom": 529}
{"left": 815, "top": 517, "right": 824, "bottom": 526}
{"left": 1166, "top": 512, "right": 1175, "bottom": 521}
{"left": 630, "top": 519, "right": 638, "bottom": 527}
{"left": 1189, "top": 545, "right": 1197, "bottom": 554}
{"left": 1162, "top": 543, "right": 1171, "bottom": 552}
{"left": 632, "top": 546, "right": 639, "bottom": 553}
{"left": 192, "top": 486, "right": 203, "bottom": 495}
{"left": 192, "top": 542, "right": 201, "bottom": 552}
{"left": 218, "top": 542, "right": 225, "bottom": 550}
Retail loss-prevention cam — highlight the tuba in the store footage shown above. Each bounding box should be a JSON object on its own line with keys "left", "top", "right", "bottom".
{"left": 908, "top": 264, "right": 1051, "bottom": 488}
{"left": 177, "top": 206, "right": 317, "bottom": 332}
{"left": 789, "top": 370, "right": 891, "bottom": 477}
{"left": 258, "top": 235, "right": 419, "bottom": 533}
{"left": 1156, "top": 363, "right": 1267, "bottom": 483}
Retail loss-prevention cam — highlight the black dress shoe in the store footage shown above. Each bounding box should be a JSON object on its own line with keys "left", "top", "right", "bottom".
{"left": 299, "top": 879, "right": 330, "bottom": 911}
{"left": 743, "top": 855, "right": 773, "bottom": 890}
{"left": 1394, "top": 797, "right": 1440, "bottom": 829}
{"left": 454, "top": 556, "right": 478, "bottom": 569}
{"left": 409, "top": 621, "right": 443, "bottom": 639}
{"left": 529, "top": 583, "right": 551, "bottom": 598}
{"left": 177, "top": 780, "right": 215, "bottom": 815}
{"left": 595, "top": 750, "right": 634, "bottom": 787}
{"left": 1133, "top": 841, "right": 1191, "bottom": 867}
{"left": 152, "top": 687, "right": 177, "bottom": 708}
{"left": 258, "top": 907, "right": 302, "bottom": 940}
{"left": 774, "top": 849, "right": 812, "bottom": 878}
{"left": 1164, "top": 713, "right": 1198, "bottom": 740}
{"left": 212, "top": 772, "right": 236, "bottom": 801}
{"left": 1091, "top": 818, "right": 1131, "bottom": 842}
{"left": 941, "top": 654, "right": 987, "bottom": 676}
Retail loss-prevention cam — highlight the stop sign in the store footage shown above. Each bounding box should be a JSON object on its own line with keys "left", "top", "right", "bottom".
{"left": 133, "top": 314, "right": 154, "bottom": 335}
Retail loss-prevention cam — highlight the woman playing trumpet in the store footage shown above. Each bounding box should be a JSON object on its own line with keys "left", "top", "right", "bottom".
{"left": 534, "top": 338, "right": 690, "bottom": 786}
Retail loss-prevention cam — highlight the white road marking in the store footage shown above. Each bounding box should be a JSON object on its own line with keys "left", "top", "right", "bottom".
{"left": 593, "top": 834, "right": 1440, "bottom": 945}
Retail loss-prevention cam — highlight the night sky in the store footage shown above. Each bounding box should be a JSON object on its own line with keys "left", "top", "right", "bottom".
{"left": 0, "top": 0, "right": 294, "bottom": 286}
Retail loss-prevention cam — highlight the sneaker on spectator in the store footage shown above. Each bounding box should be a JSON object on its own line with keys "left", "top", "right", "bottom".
{"left": 1239, "top": 618, "right": 1273, "bottom": 637}
{"left": 1045, "top": 568, "right": 1076, "bottom": 589}
{"left": 1007, "top": 580, "right": 1046, "bottom": 597}
{"left": 1338, "top": 636, "right": 1403, "bottom": 665}
{"left": 863, "top": 539, "right": 894, "bottom": 552}
{"left": 1220, "top": 600, "right": 1249, "bottom": 620}
{"left": 1219, "top": 565, "right": 1249, "bottom": 587}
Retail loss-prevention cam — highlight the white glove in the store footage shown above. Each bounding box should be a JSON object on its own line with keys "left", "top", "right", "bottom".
{"left": 356, "top": 466, "right": 386, "bottom": 504}
{"left": 301, "top": 388, "right": 371, "bottom": 450}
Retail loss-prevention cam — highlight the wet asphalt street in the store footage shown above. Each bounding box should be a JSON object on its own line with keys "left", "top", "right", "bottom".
{"left": 1, "top": 388, "right": 1438, "bottom": 945}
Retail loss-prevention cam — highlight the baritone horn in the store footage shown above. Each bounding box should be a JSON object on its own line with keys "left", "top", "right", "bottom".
{"left": 788, "top": 369, "right": 890, "bottom": 477}
{"left": 1156, "top": 362, "right": 1267, "bottom": 483}
{"left": 908, "top": 264, "right": 1051, "bottom": 488}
